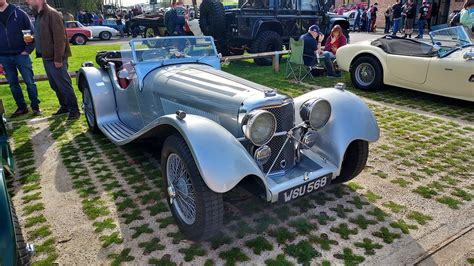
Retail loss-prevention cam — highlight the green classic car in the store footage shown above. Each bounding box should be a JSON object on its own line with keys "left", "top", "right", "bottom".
{"left": 0, "top": 100, "right": 33, "bottom": 265}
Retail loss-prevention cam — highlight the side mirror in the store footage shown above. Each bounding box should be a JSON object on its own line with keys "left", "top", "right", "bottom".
{"left": 463, "top": 50, "right": 474, "bottom": 60}
{"left": 118, "top": 69, "right": 130, "bottom": 79}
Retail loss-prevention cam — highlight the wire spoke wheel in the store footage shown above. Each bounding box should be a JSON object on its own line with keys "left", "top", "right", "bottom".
{"left": 166, "top": 153, "right": 196, "bottom": 225}
{"left": 355, "top": 62, "right": 376, "bottom": 87}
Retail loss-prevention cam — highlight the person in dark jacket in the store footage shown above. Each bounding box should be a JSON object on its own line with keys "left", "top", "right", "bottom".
{"left": 384, "top": 7, "right": 392, "bottom": 33}
{"left": 29, "top": 0, "right": 80, "bottom": 120}
{"left": 416, "top": 1, "right": 430, "bottom": 38}
{"left": 0, "top": 0, "right": 41, "bottom": 117}
{"left": 164, "top": 1, "right": 187, "bottom": 36}
{"left": 299, "top": 24, "right": 323, "bottom": 67}
{"left": 392, "top": 0, "right": 403, "bottom": 36}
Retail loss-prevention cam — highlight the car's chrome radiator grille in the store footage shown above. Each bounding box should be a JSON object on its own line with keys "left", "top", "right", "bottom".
{"left": 261, "top": 103, "right": 296, "bottom": 173}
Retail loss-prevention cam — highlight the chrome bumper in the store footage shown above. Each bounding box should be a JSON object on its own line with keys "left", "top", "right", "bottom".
{"left": 266, "top": 149, "right": 338, "bottom": 203}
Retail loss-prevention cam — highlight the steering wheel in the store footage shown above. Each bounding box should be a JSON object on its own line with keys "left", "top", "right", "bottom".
{"left": 141, "top": 48, "right": 167, "bottom": 61}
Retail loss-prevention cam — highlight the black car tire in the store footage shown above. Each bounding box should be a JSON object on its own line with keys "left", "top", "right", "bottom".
{"left": 11, "top": 202, "right": 31, "bottom": 266}
{"left": 350, "top": 56, "right": 383, "bottom": 91}
{"left": 99, "top": 31, "right": 112, "bottom": 40}
{"left": 199, "top": 0, "right": 226, "bottom": 37}
{"left": 332, "top": 140, "right": 369, "bottom": 184}
{"left": 251, "top": 31, "right": 283, "bottom": 66}
{"left": 72, "top": 34, "right": 88, "bottom": 45}
{"left": 161, "top": 134, "right": 223, "bottom": 240}
{"left": 81, "top": 82, "right": 100, "bottom": 134}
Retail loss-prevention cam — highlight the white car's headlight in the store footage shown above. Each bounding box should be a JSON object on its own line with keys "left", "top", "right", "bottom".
{"left": 300, "top": 98, "right": 331, "bottom": 130}
{"left": 243, "top": 110, "right": 277, "bottom": 146}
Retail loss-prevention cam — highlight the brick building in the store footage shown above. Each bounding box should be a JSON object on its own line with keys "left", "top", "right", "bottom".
{"left": 329, "top": 0, "right": 463, "bottom": 27}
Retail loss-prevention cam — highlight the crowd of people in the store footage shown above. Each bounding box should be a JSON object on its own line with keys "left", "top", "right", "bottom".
{"left": 349, "top": 0, "right": 473, "bottom": 37}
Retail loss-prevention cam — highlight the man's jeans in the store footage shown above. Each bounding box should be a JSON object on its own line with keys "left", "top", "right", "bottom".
{"left": 321, "top": 51, "right": 336, "bottom": 76}
{"left": 43, "top": 58, "right": 79, "bottom": 113}
{"left": 0, "top": 54, "right": 40, "bottom": 109}
{"left": 392, "top": 18, "right": 401, "bottom": 36}
{"left": 418, "top": 19, "right": 426, "bottom": 38}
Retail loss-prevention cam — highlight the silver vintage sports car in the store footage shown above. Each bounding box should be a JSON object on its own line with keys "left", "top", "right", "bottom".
{"left": 77, "top": 36, "right": 380, "bottom": 240}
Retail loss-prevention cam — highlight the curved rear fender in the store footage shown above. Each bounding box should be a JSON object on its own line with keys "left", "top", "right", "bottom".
{"left": 76, "top": 67, "right": 117, "bottom": 126}
{"left": 294, "top": 88, "right": 379, "bottom": 175}
{"left": 252, "top": 20, "right": 283, "bottom": 39}
{"left": 143, "top": 114, "right": 265, "bottom": 194}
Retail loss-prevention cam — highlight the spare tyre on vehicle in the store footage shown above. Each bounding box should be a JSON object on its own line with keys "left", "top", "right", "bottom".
{"left": 199, "top": 0, "right": 226, "bottom": 37}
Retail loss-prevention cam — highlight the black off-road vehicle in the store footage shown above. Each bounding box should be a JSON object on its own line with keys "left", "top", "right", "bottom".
{"left": 199, "top": 0, "right": 349, "bottom": 65}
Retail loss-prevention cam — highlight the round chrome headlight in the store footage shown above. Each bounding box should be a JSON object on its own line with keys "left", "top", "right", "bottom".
{"left": 300, "top": 98, "right": 331, "bottom": 130}
{"left": 243, "top": 110, "right": 277, "bottom": 146}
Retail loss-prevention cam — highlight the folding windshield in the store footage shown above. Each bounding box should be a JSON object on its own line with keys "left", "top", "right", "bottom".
{"left": 430, "top": 26, "right": 473, "bottom": 57}
{"left": 129, "top": 36, "right": 217, "bottom": 63}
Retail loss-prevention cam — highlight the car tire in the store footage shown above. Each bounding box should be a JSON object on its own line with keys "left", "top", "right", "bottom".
{"left": 81, "top": 82, "right": 100, "bottom": 134}
{"left": 350, "top": 56, "right": 383, "bottom": 91}
{"left": 251, "top": 31, "right": 283, "bottom": 66}
{"left": 161, "top": 134, "right": 223, "bottom": 240}
{"left": 99, "top": 31, "right": 112, "bottom": 40}
{"left": 199, "top": 0, "right": 226, "bottom": 37}
{"left": 144, "top": 27, "right": 159, "bottom": 38}
{"left": 332, "top": 140, "right": 369, "bottom": 184}
{"left": 72, "top": 34, "right": 88, "bottom": 45}
{"left": 11, "top": 202, "right": 31, "bottom": 266}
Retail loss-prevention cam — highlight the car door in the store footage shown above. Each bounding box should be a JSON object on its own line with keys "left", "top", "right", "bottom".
{"left": 424, "top": 51, "right": 474, "bottom": 100}
{"left": 385, "top": 54, "right": 431, "bottom": 86}
{"left": 109, "top": 54, "right": 144, "bottom": 130}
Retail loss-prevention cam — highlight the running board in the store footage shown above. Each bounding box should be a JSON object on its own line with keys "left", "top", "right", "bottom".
{"left": 100, "top": 120, "right": 138, "bottom": 143}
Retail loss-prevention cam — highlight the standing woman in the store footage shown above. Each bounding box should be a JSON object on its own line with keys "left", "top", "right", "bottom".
{"left": 403, "top": 0, "right": 416, "bottom": 38}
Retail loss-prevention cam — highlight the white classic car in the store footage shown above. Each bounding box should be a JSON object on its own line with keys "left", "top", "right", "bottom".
{"left": 65, "top": 21, "right": 119, "bottom": 40}
{"left": 336, "top": 26, "right": 474, "bottom": 102}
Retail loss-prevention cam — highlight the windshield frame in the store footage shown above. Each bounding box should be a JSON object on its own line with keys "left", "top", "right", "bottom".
{"left": 128, "top": 36, "right": 218, "bottom": 64}
{"left": 429, "top": 26, "right": 473, "bottom": 58}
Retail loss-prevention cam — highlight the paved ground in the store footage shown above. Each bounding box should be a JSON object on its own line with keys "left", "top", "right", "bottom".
{"left": 5, "top": 32, "right": 473, "bottom": 265}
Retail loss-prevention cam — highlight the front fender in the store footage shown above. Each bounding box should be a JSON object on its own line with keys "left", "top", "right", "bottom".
{"left": 138, "top": 114, "right": 265, "bottom": 193}
{"left": 76, "top": 67, "right": 117, "bottom": 126}
{"left": 294, "top": 88, "right": 379, "bottom": 175}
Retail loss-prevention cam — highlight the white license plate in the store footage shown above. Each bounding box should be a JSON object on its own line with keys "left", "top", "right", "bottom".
{"left": 278, "top": 174, "right": 331, "bottom": 203}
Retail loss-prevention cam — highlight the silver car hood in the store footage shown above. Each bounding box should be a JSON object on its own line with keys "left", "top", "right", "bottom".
{"left": 143, "top": 64, "right": 290, "bottom": 137}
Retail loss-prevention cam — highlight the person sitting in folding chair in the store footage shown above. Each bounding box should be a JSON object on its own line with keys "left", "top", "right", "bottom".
{"left": 321, "top": 25, "right": 347, "bottom": 78}
{"left": 286, "top": 25, "right": 324, "bottom": 82}
{"left": 299, "top": 24, "right": 324, "bottom": 67}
